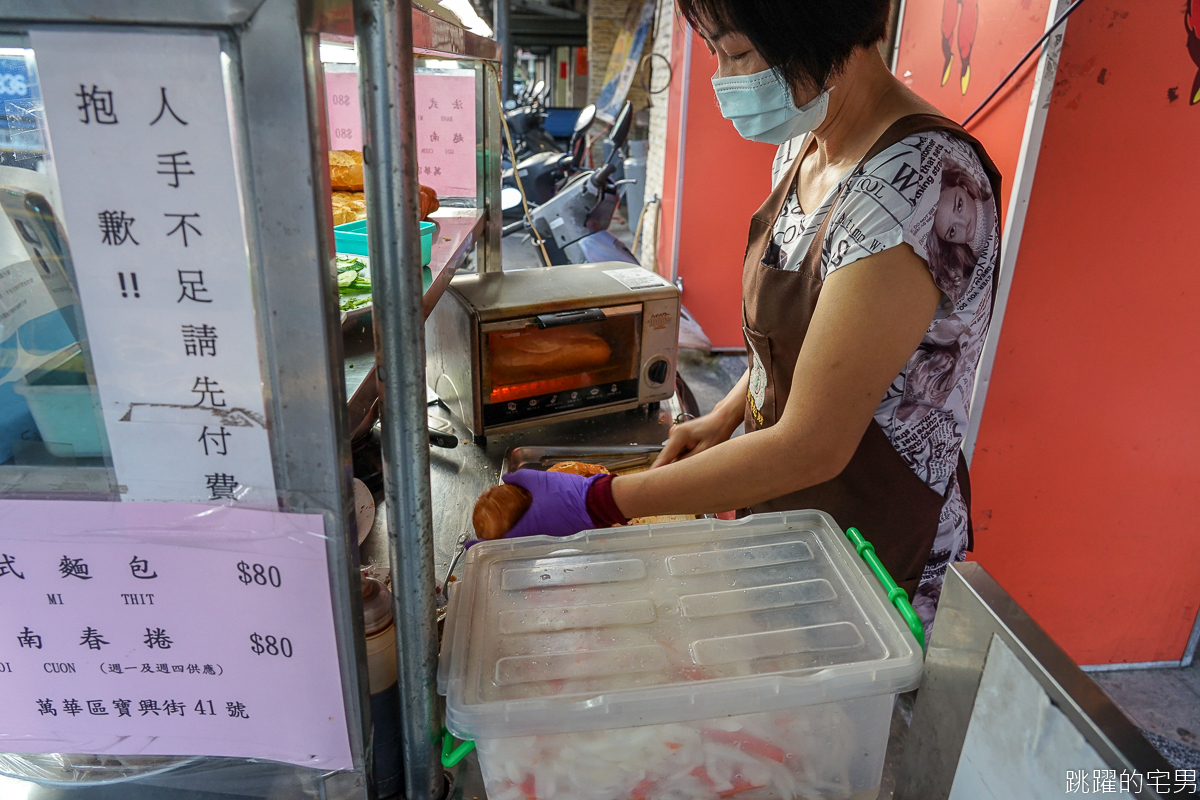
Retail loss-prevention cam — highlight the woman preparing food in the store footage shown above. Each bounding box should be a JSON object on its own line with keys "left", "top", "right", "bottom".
{"left": 488, "top": 0, "right": 1001, "bottom": 634}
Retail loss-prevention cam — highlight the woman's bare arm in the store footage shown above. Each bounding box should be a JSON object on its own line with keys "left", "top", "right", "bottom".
{"left": 612, "top": 243, "right": 940, "bottom": 517}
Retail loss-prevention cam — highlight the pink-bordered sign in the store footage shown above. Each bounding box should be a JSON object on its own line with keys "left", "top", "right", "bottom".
{"left": 0, "top": 500, "right": 352, "bottom": 770}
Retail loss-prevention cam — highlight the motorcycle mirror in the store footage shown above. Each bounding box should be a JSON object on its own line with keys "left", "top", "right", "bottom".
{"left": 532, "top": 80, "right": 546, "bottom": 102}
{"left": 605, "top": 102, "right": 633, "bottom": 160}
{"left": 500, "top": 187, "right": 523, "bottom": 211}
{"left": 574, "top": 105, "right": 597, "bottom": 134}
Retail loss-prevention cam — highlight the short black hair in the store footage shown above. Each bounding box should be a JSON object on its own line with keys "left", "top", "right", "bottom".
{"left": 677, "top": 0, "right": 891, "bottom": 98}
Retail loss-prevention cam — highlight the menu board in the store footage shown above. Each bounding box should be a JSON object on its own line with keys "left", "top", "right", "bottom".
{"left": 29, "top": 29, "right": 278, "bottom": 506}
{"left": 0, "top": 499, "right": 351, "bottom": 769}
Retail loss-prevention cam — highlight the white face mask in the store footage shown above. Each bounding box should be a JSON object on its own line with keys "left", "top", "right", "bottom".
{"left": 711, "top": 67, "right": 829, "bottom": 145}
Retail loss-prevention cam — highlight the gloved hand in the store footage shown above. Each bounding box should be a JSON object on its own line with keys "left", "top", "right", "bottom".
{"left": 500, "top": 468, "right": 603, "bottom": 539}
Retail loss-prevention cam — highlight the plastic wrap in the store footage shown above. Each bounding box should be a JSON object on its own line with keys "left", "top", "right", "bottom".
{"left": 0, "top": 752, "right": 356, "bottom": 798}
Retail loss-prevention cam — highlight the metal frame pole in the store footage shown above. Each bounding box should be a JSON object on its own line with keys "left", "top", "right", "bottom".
{"left": 352, "top": 0, "right": 444, "bottom": 798}
{"left": 494, "top": 0, "right": 513, "bottom": 102}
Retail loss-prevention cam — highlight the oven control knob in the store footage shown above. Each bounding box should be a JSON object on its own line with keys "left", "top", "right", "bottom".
{"left": 647, "top": 358, "right": 670, "bottom": 385}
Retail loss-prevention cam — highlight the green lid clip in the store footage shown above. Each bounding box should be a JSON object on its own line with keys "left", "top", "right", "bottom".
{"left": 845, "top": 527, "right": 925, "bottom": 652}
{"left": 441, "top": 727, "right": 476, "bottom": 768}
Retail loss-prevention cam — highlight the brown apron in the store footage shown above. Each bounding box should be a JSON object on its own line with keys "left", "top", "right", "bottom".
{"left": 742, "top": 113, "right": 1002, "bottom": 597}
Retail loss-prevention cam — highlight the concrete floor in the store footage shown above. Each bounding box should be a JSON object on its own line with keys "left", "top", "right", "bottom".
{"left": 1090, "top": 660, "right": 1200, "bottom": 770}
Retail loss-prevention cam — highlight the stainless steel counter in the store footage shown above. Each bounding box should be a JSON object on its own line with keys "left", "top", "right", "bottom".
{"left": 357, "top": 392, "right": 676, "bottom": 583}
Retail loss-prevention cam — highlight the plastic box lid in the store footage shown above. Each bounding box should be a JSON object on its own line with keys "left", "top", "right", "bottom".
{"left": 440, "top": 511, "right": 923, "bottom": 740}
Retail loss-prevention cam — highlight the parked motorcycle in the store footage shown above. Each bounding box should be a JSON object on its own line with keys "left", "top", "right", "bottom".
{"left": 502, "top": 101, "right": 638, "bottom": 266}
{"left": 501, "top": 104, "right": 596, "bottom": 219}
{"left": 503, "top": 80, "right": 560, "bottom": 159}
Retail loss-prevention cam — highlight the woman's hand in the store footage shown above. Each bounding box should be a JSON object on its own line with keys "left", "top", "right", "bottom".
{"left": 496, "top": 469, "right": 601, "bottom": 539}
{"left": 651, "top": 413, "right": 737, "bottom": 468}
{"left": 653, "top": 372, "right": 748, "bottom": 468}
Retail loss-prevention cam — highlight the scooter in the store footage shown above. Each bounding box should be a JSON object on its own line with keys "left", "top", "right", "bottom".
{"left": 500, "top": 104, "right": 596, "bottom": 219}
{"left": 502, "top": 101, "right": 638, "bottom": 266}
{"left": 503, "top": 80, "right": 560, "bottom": 159}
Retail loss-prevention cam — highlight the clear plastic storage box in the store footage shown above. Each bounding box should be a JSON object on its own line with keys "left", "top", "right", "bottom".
{"left": 439, "top": 511, "right": 923, "bottom": 800}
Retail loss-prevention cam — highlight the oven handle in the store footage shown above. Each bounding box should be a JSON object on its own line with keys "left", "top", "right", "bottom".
{"left": 535, "top": 307, "right": 606, "bottom": 328}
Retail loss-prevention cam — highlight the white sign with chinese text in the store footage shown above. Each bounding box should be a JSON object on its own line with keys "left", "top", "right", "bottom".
{"left": 29, "top": 30, "right": 277, "bottom": 505}
{"left": 0, "top": 500, "right": 351, "bottom": 769}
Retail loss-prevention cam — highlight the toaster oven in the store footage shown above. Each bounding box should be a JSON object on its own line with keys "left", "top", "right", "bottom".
{"left": 426, "top": 262, "right": 679, "bottom": 438}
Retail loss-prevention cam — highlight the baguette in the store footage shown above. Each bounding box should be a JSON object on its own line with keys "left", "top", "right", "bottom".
{"left": 472, "top": 484, "right": 533, "bottom": 540}
{"left": 489, "top": 329, "right": 611, "bottom": 386}
{"left": 331, "top": 191, "right": 367, "bottom": 226}
{"left": 331, "top": 203, "right": 357, "bottom": 227}
{"left": 330, "top": 148, "right": 438, "bottom": 222}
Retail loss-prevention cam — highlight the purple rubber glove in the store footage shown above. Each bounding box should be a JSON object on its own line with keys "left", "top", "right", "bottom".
{"left": 500, "top": 468, "right": 602, "bottom": 539}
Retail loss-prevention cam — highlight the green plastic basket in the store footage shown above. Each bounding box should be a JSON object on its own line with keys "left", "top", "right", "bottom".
{"left": 334, "top": 219, "right": 435, "bottom": 266}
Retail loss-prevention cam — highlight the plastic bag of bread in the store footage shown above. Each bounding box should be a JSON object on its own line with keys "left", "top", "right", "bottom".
{"left": 331, "top": 203, "right": 356, "bottom": 227}
{"left": 331, "top": 191, "right": 367, "bottom": 226}
{"left": 330, "top": 150, "right": 364, "bottom": 191}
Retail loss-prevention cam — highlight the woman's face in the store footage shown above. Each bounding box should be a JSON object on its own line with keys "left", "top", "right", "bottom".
{"left": 934, "top": 185, "right": 976, "bottom": 244}
{"left": 698, "top": 25, "right": 769, "bottom": 79}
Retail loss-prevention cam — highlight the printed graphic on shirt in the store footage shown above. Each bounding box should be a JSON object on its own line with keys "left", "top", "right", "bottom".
{"left": 770, "top": 130, "right": 998, "bottom": 624}
{"left": 747, "top": 340, "right": 767, "bottom": 426}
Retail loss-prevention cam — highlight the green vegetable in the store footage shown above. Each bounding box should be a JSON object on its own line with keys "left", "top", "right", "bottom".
{"left": 336, "top": 255, "right": 366, "bottom": 274}
{"left": 339, "top": 295, "right": 371, "bottom": 311}
{"left": 336, "top": 257, "right": 371, "bottom": 312}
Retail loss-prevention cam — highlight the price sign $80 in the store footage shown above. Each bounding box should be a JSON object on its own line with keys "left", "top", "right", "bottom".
{"left": 249, "top": 633, "right": 293, "bottom": 658}
{"left": 237, "top": 561, "right": 281, "bottom": 588}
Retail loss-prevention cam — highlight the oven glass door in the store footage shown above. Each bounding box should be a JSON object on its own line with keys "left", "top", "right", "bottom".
{"left": 481, "top": 305, "right": 642, "bottom": 426}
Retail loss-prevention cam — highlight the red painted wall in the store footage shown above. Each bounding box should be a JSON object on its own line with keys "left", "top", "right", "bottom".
{"left": 894, "top": 0, "right": 1053, "bottom": 221}
{"left": 969, "top": 2, "right": 1200, "bottom": 664}
{"left": 658, "top": 23, "right": 778, "bottom": 350}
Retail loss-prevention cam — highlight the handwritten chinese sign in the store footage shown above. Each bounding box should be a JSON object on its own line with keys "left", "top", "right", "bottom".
{"left": 29, "top": 30, "right": 277, "bottom": 505}
{"left": 414, "top": 69, "right": 477, "bottom": 197}
{"left": 0, "top": 499, "right": 351, "bottom": 769}
{"left": 322, "top": 66, "right": 476, "bottom": 197}
{"left": 324, "top": 68, "right": 361, "bottom": 150}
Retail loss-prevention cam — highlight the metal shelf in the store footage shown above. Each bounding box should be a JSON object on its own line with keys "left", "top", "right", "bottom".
{"left": 423, "top": 207, "right": 484, "bottom": 318}
{"left": 340, "top": 207, "right": 483, "bottom": 333}
{"left": 342, "top": 208, "right": 482, "bottom": 417}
